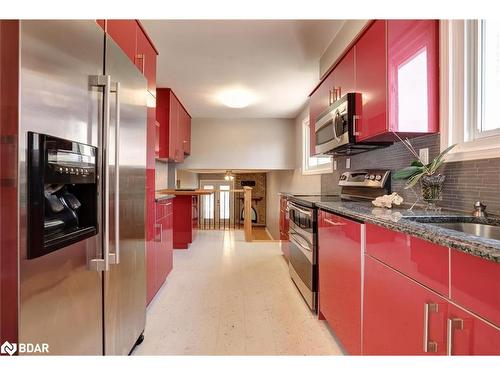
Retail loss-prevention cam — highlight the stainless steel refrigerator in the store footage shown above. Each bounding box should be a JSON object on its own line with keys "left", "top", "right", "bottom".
{"left": 18, "top": 20, "right": 147, "bottom": 355}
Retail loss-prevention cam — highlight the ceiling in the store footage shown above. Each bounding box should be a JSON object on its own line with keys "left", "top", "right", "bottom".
{"left": 141, "top": 20, "right": 344, "bottom": 118}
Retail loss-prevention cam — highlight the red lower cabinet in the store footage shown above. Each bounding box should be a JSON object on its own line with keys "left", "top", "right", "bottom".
{"left": 147, "top": 198, "right": 174, "bottom": 305}
{"left": 279, "top": 196, "right": 289, "bottom": 260}
{"left": 450, "top": 249, "right": 500, "bottom": 327}
{"left": 363, "top": 254, "right": 500, "bottom": 355}
{"left": 318, "top": 210, "right": 363, "bottom": 355}
{"left": 363, "top": 255, "right": 447, "bottom": 355}
{"left": 446, "top": 304, "right": 500, "bottom": 355}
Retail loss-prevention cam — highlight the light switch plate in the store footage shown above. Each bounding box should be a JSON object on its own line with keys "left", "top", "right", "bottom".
{"left": 419, "top": 148, "right": 429, "bottom": 165}
{"left": 333, "top": 160, "right": 337, "bottom": 170}
{"left": 346, "top": 158, "right": 351, "bottom": 169}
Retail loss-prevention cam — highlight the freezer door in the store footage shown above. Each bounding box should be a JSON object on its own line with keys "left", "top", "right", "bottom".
{"left": 104, "top": 35, "right": 147, "bottom": 355}
{"left": 19, "top": 20, "right": 104, "bottom": 355}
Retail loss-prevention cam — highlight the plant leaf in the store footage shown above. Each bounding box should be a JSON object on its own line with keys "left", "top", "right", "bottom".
{"left": 429, "top": 144, "right": 457, "bottom": 173}
{"left": 393, "top": 166, "right": 423, "bottom": 180}
{"left": 411, "top": 160, "right": 424, "bottom": 167}
{"left": 404, "top": 172, "right": 426, "bottom": 189}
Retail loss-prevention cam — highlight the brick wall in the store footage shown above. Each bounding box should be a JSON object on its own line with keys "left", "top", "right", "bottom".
{"left": 321, "top": 134, "right": 500, "bottom": 215}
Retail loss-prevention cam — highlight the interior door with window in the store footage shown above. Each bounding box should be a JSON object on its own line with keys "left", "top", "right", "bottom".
{"left": 199, "top": 180, "right": 234, "bottom": 229}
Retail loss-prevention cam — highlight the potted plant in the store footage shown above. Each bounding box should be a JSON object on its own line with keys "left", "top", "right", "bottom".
{"left": 393, "top": 137, "right": 456, "bottom": 209}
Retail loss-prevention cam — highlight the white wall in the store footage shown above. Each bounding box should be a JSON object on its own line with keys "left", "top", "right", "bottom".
{"left": 319, "top": 20, "right": 369, "bottom": 78}
{"left": 266, "top": 105, "right": 322, "bottom": 239}
{"left": 155, "top": 160, "right": 169, "bottom": 189}
{"left": 176, "top": 169, "right": 199, "bottom": 189}
{"left": 177, "top": 118, "right": 295, "bottom": 170}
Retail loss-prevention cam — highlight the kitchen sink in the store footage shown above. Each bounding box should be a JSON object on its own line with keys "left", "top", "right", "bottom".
{"left": 429, "top": 222, "right": 500, "bottom": 241}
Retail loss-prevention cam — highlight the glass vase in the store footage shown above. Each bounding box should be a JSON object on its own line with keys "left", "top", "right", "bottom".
{"left": 420, "top": 174, "right": 445, "bottom": 211}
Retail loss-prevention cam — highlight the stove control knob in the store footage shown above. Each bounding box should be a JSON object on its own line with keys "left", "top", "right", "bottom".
{"left": 369, "top": 174, "right": 375, "bottom": 180}
{"left": 364, "top": 175, "right": 369, "bottom": 179}
{"left": 375, "top": 175, "right": 382, "bottom": 181}
{"left": 65, "top": 168, "right": 69, "bottom": 173}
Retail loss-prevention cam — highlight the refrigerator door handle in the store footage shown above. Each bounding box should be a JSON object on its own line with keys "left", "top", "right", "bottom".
{"left": 88, "top": 74, "right": 111, "bottom": 272}
{"left": 109, "top": 81, "right": 121, "bottom": 265}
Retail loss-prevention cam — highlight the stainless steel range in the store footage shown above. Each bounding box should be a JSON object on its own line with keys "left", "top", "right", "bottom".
{"left": 287, "top": 169, "right": 391, "bottom": 312}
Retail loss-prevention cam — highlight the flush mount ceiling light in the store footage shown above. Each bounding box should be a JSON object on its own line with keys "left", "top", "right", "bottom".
{"left": 216, "top": 88, "right": 257, "bottom": 108}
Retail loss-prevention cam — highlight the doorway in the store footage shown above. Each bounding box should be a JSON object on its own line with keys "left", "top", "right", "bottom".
{"left": 199, "top": 180, "right": 237, "bottom": 229}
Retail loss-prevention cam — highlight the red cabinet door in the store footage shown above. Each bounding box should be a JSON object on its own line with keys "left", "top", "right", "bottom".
{"left": 331, "top": 48, "right": 356, "bottom": 101}
{"left": 146, "top": 199, "right": 159, "bottom": 305}
{"left": 450, "top": 250, "right": 500, "bottom": 327}
{"left": 136, "top": 26, "right": 157, "bottom": 96}
{"left": 106, "top": 20, "right": 137, "bottom": 63}
{"left": 387, "top": 20, "right": 439, "bottom": 135}
{"left": 309, "top": 71, "right": 335, "bottom": 157}
{"left": 363, "top": 255, "right": 447, "bottom": 355}
{"left": 446, "top": 304, "right": 500, "bottom": 355}
{"left": 318, "top": 210, "right": 363, "bottom": 354}
{"left": 354, "top": 20, "right": 388, "bottom": 142}
{"left": 365, "top": 223, "right": 449, "bottom": 296}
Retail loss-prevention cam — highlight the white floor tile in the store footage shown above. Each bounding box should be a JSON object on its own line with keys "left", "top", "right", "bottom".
{"left": 133, "top": 230, "right": 342, "bottom": 355}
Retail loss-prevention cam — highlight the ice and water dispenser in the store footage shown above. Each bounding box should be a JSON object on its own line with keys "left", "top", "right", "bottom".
{"left": 27, "top": 132, "right": 98, "bottom": 259}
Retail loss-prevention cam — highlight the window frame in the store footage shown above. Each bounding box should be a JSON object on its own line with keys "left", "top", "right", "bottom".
{"left": 440, "top": 20, "right": 500, "bottom": 162}
{"left": 301, "top": 117, "right": 333, "bottom": 175}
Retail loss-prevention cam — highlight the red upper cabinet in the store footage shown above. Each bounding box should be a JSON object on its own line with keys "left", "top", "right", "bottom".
{"left": 106, "top": 20, "right": 138, "bottom": 63}
{"left": 354, "top": 20, "right": 387, "bottom": 142}
{"left": 156, "top": 88, "right": 191, "bottom": 162}
{"left": 309, "top": 49, "right": 355, "bottom": 156}
{"left": 355, "top": 19, "right": 439, "bottom": 142}
{"left": 135, "top": 23, "right": 158, "bottom": 96}
{"left": 309, "top": 19, "right": 439, "bottom": 148}
{"left": 318, "top": 210, "right": 363, "bottom": 355}
{"left": 104, "top": 20, "right": 158, "bottom": 97}
{"left": 387, "top": 20, "right": 439, "bottom": 136}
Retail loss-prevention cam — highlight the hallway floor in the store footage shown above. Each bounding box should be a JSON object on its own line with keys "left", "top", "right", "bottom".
{"left": 134, "top": 230, "right": 342, "bottom": 355}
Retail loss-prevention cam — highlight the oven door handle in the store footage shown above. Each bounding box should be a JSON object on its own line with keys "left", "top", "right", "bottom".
{"left": 290, "top": 232, "right": 313, "bottom": 262}
{"left": 288, "top": 202, "right": 312, "bottom": 217}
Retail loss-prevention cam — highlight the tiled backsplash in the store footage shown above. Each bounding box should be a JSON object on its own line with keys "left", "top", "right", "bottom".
{"left": 321, "top": 134, "right": 500, "bottom": 215}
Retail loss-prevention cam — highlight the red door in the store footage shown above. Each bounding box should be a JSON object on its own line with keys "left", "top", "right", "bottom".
{"left": 106, "top": 20, "right": 137, "bottom": 63}
{"left": 331, "top": 48, "right": 356, "bottom": 101}
{"left": 363, "top": 255, "right": 447, "bottom": 355}
{"left": 387, "top": 20, "right": 439, "bottom": 135}
{"left": 446, "top": 304, "right": 500, "bottom": 355}
{"left": 450, "top": 250, "right": 500, "bottom": 327}
{"left": 318, "top": 210, "right": 362, "bottom": 354}
{"left": 136, "top": 27, "right": 157, "bottom": 96}
{"left": 355, "top": 20, "right": 388, "bottom": 141}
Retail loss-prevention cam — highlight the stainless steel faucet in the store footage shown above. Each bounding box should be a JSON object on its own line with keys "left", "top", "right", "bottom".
{"left": 472, "top": 201, "right": 487, "bottom": 218}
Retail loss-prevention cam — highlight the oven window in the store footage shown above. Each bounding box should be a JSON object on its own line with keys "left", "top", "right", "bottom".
{"left": 290, "top": 209, "right": 312, "bottom": 232}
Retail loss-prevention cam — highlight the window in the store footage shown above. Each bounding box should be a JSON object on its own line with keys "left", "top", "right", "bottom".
{"left": 441, "top": 20, "right": 500, "bottom": 161}
{"left": 302, "top": 118, "right": 332, "bottom": 174}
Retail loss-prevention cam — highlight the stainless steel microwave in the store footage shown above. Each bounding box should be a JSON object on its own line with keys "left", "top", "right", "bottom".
{"left": 314, "top": 93, "right": 388, "bottom": 155}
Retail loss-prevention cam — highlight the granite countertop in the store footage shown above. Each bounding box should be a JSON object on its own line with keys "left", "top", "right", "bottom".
{"left": 311, "top": 199, "right": 500, "bottom": 263}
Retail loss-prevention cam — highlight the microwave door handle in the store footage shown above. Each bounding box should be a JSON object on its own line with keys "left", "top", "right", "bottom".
{"left": 314, "top": 110, "right": 334, "bottom": 133}
{"left": 88, "top": 74, "right": 111, "bottom": 272}
{"left": 333, "top": 111, "right": 340, "bottom": 142}
{"left": 109, "top": 81, "right": 121, "bottom": 265}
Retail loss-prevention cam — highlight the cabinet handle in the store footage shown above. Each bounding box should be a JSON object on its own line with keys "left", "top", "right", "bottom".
{"left": 155, "top": 223, "right": 163, "bottom": 243}
{"left": 324, "top": 218, "right": 345, "bottom": 226}
{"left": 353, "top": 115, "right": 361, "bottom": 136}
{"left": 423, "top": 302, "right": 439, "bottom": 353}
{"left": 446, "top": 318, "right": 464, "bottom": 356}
